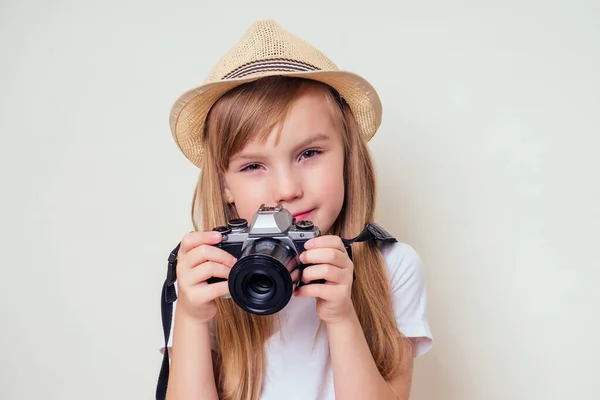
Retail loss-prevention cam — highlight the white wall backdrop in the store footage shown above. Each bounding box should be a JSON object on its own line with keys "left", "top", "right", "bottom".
{"left": 1, "top": 0, "right": 598, "bottom": 399}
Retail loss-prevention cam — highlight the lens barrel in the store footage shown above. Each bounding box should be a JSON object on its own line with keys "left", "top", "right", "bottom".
{"left": 228, "top": 237, "right": 300, "bottom": 315}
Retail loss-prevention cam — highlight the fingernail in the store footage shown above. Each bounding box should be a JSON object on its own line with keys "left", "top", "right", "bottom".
{"left": 304, "top": 240, "right": 313, "bottom": 249}
{"left": 212, "top": 232, "right": 221, "bottom": 241}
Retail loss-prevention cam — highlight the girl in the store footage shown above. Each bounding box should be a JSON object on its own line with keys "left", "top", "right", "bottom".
{"left": 160, "top": 20, "right": 433, "bottom": 400}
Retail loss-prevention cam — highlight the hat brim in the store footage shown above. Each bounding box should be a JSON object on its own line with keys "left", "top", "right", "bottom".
{"left": 169, "top": 70, "right": 382, "bottom": 168}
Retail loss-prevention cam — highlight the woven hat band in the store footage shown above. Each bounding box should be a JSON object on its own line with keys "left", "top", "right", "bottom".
{"left": 223, "top": 58, "right": 321, "bottom": 80}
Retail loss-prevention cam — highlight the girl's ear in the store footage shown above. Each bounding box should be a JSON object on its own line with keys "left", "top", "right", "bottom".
{"left": 224, "top": 188, "right": 234, "bottom": 204}
{"left": 221, "top": 177, "right": 235, "bottom": 204}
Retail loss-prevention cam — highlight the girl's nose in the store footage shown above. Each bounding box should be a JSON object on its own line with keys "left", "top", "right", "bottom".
{"left": 272, "top": 170, "right": 303, "bottom": 204}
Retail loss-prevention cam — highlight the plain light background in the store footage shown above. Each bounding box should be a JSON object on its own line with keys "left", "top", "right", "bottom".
{"left": 1, "top": 0, "right": 598, "bottom": 399}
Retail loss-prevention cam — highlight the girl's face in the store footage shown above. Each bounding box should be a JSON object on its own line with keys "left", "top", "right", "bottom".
{"left": 222, "top": 86, "right": 345, "bottom": 235}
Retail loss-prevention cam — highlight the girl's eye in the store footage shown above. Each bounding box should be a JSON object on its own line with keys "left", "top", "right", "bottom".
{"left": 299, "top": 149, "right": 321, "bottom": 160}
{"left": 240, "top": 163, "right": 262, "bottom": 172}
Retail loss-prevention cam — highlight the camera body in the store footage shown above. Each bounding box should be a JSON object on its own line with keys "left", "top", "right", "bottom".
{"left": 212, "top": 203, "right": 320, "bottom": 260}
{"left": 208, "top": 204, "right": 321, "bottom": 315}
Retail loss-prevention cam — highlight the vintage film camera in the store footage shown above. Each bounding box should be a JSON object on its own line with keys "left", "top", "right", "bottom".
{"left": 207, "top": 203, "right": 322, "bottom": 315}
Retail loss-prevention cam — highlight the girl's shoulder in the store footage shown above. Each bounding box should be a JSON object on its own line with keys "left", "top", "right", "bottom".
{"left": 376, "top": 240, "right": 425, "bottom": 280}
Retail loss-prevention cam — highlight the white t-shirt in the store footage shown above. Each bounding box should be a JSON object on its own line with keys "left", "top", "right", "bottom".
{"left": 163, "top": 241, "right": 433, "bottom": 399}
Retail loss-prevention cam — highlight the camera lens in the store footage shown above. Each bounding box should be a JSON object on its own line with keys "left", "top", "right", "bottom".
{"left": 247, "top": 273, "right": 274, "bottom": 296}
{"left": 227, "top": 237, "right": 300, "bottom": 315}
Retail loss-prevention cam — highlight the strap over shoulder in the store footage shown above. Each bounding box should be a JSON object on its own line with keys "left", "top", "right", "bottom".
{"left": 346, "top": 222, "right": 397, "bottom": 244}
{"left": 341, "top": 222, "right": 397, "bottom": 256}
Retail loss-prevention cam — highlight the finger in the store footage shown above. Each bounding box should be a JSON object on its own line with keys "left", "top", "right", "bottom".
{"left": 294, "top": 282, "right": 343, "bottom": 301}
{"left": 300, "top": 247, "right": 349, "bottom": 269}
{"left": 179, "top": 231, "right": 222, "bottom": 254}
{"left": 181, "top": 244, "right": 237, "bottom": 270}
{"left": 304, "top": 235, "right": 346, "bottom": 252}
{"left": 184, "top": 261, "right": 232, "bottom": 286}
{"left": 190, "top": 281, "right": 230, "bottom": 303}
{"left": 302, "top": 264, "right": 346, "bottom": 284}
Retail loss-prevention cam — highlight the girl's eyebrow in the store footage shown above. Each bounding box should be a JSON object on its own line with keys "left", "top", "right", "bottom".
{"left": 291, "top": 132, "right": 331, "bottom": 155}
{"left": 229, "top": 152, "right": 266, "bottom": 165}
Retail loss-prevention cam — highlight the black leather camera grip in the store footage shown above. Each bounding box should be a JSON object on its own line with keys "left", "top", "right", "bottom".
{"left": 292, "top": 240, "right": 320, "bottom": 286}
{"left": 295, "top": 239, "right": 355, "bottom": 286}
{"left": 206, "top": 241, "right": 243, "bottom": 284}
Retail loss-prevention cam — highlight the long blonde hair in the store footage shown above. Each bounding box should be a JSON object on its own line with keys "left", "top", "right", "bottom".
{"left": 190, "top": 76, "right": 412, "bottom": 400}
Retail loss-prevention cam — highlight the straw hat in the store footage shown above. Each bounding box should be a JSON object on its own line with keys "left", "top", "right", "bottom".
{"left": 169, "top": 19, "right": 382, "bottom": 168}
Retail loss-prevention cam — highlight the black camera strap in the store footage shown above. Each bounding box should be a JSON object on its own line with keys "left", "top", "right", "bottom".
{"left": 155, "top": 222, "right": 396, "bottom": 400}
{"left": 340, "top": 222, "right": 397, "bottom": 260}
{"left": 156, "top": 243, "right": 179, "bottom": 400}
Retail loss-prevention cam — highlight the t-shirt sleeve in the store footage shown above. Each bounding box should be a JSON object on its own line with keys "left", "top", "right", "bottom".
{"left": 380, "top": 241, "right": 434, "bottom": 358}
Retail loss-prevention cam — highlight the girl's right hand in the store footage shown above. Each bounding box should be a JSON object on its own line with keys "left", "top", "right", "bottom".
{"left": 175, "top": 231, "right": 237, "bottom": 323}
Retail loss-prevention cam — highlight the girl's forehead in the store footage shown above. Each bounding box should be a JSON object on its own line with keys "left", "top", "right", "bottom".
{"left": 236, "top": 105, "right": 339, "bottom": 154}
{"left": 260, "top": 90, "right": 339, "bottom": 139}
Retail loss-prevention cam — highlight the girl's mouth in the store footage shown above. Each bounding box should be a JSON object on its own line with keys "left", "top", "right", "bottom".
{"left": 292, "top": 209, "right": 314, "bottom": 221}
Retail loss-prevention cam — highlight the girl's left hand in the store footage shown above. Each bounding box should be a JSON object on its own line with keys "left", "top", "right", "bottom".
{"left": 294, "top": 235, "right": 355, "bottom": 324}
